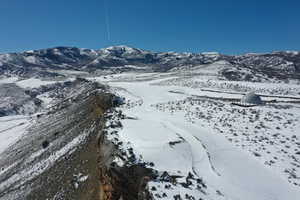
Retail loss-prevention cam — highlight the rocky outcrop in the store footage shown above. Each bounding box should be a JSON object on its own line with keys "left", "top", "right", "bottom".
{"left": 97, "top": 130, "right": 155, "bottom": 200}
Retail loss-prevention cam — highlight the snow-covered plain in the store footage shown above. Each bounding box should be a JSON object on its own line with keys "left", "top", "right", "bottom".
{"left": 101, "top": 72, "right": 300, "bottom": 200}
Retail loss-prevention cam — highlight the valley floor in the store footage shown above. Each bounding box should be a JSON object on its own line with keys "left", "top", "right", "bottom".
{"left": 92, "top": 72, "right": 300, "bottom": 200}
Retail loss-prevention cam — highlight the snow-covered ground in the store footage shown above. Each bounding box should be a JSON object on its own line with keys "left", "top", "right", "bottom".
{"left": 0, "top": 77, "right": 59, "bottom": 88}
{"left": 0, "top": 77, "right": 18, "bottom": 85}
{"left": 16, "top": 78, "right": 66, "bottom": 88}
{"left": 0, "top": 71, "right": 300, "bottom": 199}
{"left": 0, "top": 115, "right": 30, "bottom": 154}
{"left": 100, "top": 72, "right": 300, "bottom": 200}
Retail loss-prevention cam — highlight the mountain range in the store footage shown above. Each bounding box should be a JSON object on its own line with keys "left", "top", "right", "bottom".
{"left": 1, "top": 46, "right": 299, "bottom": 82}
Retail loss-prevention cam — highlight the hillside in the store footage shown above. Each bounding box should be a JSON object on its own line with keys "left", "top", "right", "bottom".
{"left": 1, "top": 46, "right": 300, "bottom": 82}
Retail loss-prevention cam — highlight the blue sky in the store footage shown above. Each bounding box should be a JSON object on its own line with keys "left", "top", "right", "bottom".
{"left": 0, "top": 0, "right": 299, "bottom": 54}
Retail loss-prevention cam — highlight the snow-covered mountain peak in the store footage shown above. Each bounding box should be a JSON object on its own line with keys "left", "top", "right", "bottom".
{"left": 100, "top": 45, "right": 146, "bottom": 55}
{"left": 202, "top": 51, "right": 220, "bottom": 55}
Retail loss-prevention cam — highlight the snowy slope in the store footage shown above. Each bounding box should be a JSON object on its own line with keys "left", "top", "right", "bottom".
{"left": 0, "top": 115, "right": 30, "bottom": 154}
{"left": 97, "top": 72, "right": 300, "bottom": 200}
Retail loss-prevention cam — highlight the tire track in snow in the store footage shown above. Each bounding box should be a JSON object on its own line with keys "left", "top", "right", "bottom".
{"left": 193, "top": 135, "right": 221, "bottom": 176}
{"left": 161, "top": 121, "right": 220, "bottom": 178}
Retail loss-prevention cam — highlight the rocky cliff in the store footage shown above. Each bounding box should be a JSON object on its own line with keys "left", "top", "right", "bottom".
{"left": 0, "top": 79, "right": 154, "bottom": 200}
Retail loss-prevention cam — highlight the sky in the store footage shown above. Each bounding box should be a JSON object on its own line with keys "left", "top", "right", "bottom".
{"left": 0, "top": 0, "right": 299, "bottom": 54}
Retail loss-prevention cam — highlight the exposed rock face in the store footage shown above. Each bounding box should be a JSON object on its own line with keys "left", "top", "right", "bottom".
{"left": 98, "top": 129, "right": 155, "bottom": 200}
{"left": 1, "top": 46, "right": 299, "bottom": 82}
{"left": 24, "top": 92, "right": 114, "bottom": 200}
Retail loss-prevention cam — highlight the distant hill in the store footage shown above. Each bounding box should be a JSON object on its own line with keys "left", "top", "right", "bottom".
{"left": 1, "top": 46, "right": 299, "bottom": 82}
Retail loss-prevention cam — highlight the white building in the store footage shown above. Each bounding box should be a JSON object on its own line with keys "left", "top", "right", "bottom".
{"left": 241, "top": 92, "right": 262, "bottom": 105}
